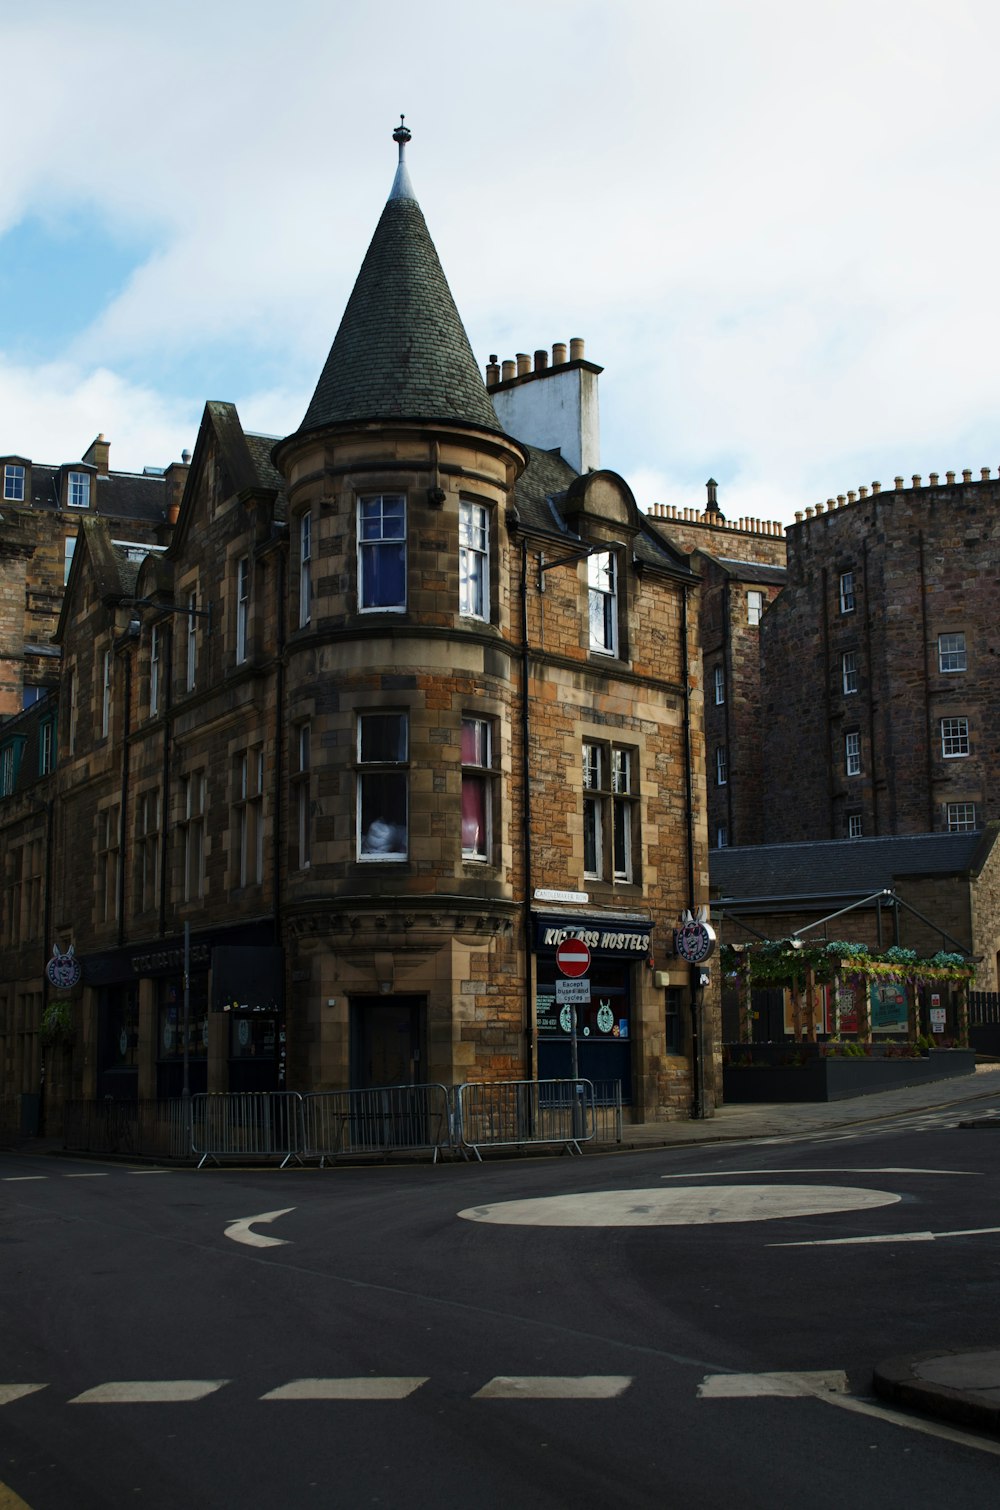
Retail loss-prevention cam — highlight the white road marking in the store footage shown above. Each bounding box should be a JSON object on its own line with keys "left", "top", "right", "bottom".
{"left": 127, "top": 1169, "right": 170, "bottom": 1175}
{"left": 64, "top": 1173, "right": 108, "bottom": 1178}
{"left": 775, "top": 1224, "right": 1000, "bottom": 1248}
{"left": 70, "top": 1381, "right": 228, "bottom": 1404}
{"left": 2, "top": 1177, "right": 46, "bottom": 1183}
{"left": 699, "top": 1371, "right": 848, "bottom": 1398}
{"left": 459, "top": 1185, "right": 900, "bottom": 1227}
{"left": 224, "top": 1207, "right": 295, "bottom": 1248}
{"left": 474, "top": 1376, "right": 632, "bottom": 1399}
{"left": 0, "top": 1385, "right": 47, "bottom": 1405}
{"left": 662, "top": 1168, "right": 976, "bottom": 1179}
{"left": 262, "top": 1378, "right": 428, "bottom": 1400}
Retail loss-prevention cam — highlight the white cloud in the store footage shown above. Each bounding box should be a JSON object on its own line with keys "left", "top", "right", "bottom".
{"left": 3, "top": 0, "right": 1000, "bottom": 515}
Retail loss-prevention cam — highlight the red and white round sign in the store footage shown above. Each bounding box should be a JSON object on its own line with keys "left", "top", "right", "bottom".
{"left": 555, "top": 937, "right": 591, "bottom": 978}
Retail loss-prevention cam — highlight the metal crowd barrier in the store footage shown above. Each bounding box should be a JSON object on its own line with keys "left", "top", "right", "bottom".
{"left": 189, "top": 1091, "right": 305, "bottom": 1169}
{"left": 455, "top": 1078, "right": 597, "bottom": 1160}
{"left": 62, "top": 1098, "right": 192, "bottom": 1160}
{"left": 301, "top": 1083, "right": 453, "bottom": 1164}
{"left": 589, "top": 1079, "right": 624, "bottom": 1145}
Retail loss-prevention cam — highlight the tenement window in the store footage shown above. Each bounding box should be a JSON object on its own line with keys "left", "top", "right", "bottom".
{"left": 583, "top": 741, "right": 637, "bottom": 883}
{"left": 298, "top": 512, "right": 312, "bottom": 627}
{"left": 715, "top": 745, "right": 728, "bottom": 786}
{"left": 459, "top": 502, "right": 489, "bottom": 619}
{"left": 842, "top": 650, "right": 858, "bottom": 694}
{"left": 234, "top": 748, "right": 265, "bottom": 887}
{"left": 713, "top": 664, "right": 725, "bottom": 704}
{"left": 236, "top": 556, "right": 250, "bottom": 663}
{"left": 100, "top": 649, "right": 112, "bottom": 738}
{"left": 715, "top": 825, "right": 729, "bottom": 849}
{"left": 185, "top": 592, "right": 198, "bottom": 692}
{"left": 293, "top": 725, "right": 311, "bottom": 870}
{"left": 747, "top": 590, "right": 764, "bottom": 626}
{"left": 845, "top": 729, "right": 861, "bottom": 776}
{"left": 358, "top": 712, "right": 408, "bottom": 860}
{"left": 149, "top": 625, "right": 161, "bottom": 716}
{"left": 137, "top": 789, "right": 160, "bottom": 913}
{"left": 180, "top": 772, "right": 206, "bottom": 901}
{"left": 97, "top": 805, "right": 120, "bottom": 922}
{"left": 461, "top": 717, "right": 493, "bottom": 860}
{"left": 588, "top": 551, "right": 618, "bottom": 655}
{"left": 945, "top": 801, "right": 977, "bottom": 832}
{"left": 938, "top": 633, "right": 967, "bottom": 673}
{"left": 848, "top": 813, "right": 863, "bottom": 838}
{"left": 839, "top": 571, "right": 855, "bottom": 614}
{"left": 940, "top": 717, "right": 969, "bottom": 759}
{"left": 63, "top": 535, "right": 75, "bottom": 584}
{"left": 359, "top": 495, "right": 406, "bottom": 610}
{"left": 38, "top": 714, "right": 56, "bottom": 776}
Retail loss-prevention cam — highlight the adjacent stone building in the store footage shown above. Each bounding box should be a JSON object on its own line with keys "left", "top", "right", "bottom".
{"left": 1, "top": 127, "right": 718, "bottom": 1132}
{"left": 760, "top": 476, "right": 1000, "bottom": 843}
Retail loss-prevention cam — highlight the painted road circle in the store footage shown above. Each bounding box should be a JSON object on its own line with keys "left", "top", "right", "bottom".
{"left": 556, "top": 938, "right": 591, "bottom": 977}
{"left": 457, "top": 1185, "right": 901, "bottom": 1228}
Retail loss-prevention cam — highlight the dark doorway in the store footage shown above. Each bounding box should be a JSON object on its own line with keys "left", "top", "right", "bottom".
{"left": 97, "top": 985, "right": 139, "bottom": 1100}
{"left": 350, "top": 996, "right": 426, "bottom": 1089}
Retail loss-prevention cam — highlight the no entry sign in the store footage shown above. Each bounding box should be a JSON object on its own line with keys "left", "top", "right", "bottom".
{"left": 555, "top": 937, "right": 591, "bottom": 978}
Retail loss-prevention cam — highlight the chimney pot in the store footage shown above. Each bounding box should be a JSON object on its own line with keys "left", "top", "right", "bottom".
{"left": 962, "top": 469, "right": 972, "bottom": 482}
{"left": 516, "top": 352, "right": 531, "bottom": 377}
{"left": 912, "top": 475, "right": 921, "bottom": 488}
{"left": 859, "top": 486, "right": 868, "bottom": 498}
{"left": 894, "top": 476, "right": 904, "bottom": 489}
{"left": 872, "top": 481, "right": 881, "bottom": 493}
{"left": 569, "top": 337, "right": 585, "bottom": 361}
{"left": 486, "top": 358, "right": 500, "bottom": 385}
{"left": 502, "top": 359, "right": 516, "bottom": 382}
{"left": 552, "top": 342, "right": 567, "bottom": 366}
{"left": 981, "top": 467, "right": 991, "bottom": 480}
{"left": 929, "top": 473, "right": 939, "bottom": 486}
{"left": 946, "top": 471, "right": 956, "bottom": 484}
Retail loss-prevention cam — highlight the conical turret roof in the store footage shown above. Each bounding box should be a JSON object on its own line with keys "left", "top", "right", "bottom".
{"left": 295, "top": 122, "right": 501, "bottom": 438}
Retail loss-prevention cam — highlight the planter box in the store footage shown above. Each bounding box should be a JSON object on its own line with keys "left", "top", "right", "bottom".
{"left": 722, "top": 1048, "right": 976, "bottom": 1104}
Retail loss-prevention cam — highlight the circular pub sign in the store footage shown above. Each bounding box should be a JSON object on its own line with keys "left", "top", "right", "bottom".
{"left": 555, "top": 937, "right": 592, "bottom": 978}
{"left": 674, "top": 920, "right": 717, "bottom": 965}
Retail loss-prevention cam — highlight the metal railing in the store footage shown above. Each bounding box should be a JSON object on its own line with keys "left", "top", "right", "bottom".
{"left": 62, "top": 1099, "right": 191, "bottom": 1160}
{"left": 301, "top": 1083, "right": 453, "bottom": 1164}
{"left": 455, "top": 1078, "right": 597, "bottom": 1160}
{"left": 189, "top": 1091, "right": 305, "bottom": 1169}
{"left": 970, "top": 991, "right": 1000, "bottom": 1025}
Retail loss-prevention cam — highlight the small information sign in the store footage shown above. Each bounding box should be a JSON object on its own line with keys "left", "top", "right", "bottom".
{"left": 556, "top": 979, "right": 592, "bottom": 1004}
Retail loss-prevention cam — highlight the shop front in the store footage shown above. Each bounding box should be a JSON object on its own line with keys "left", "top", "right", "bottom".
{"left": 533, "top": 914, "right": 654, "bottom": 1104}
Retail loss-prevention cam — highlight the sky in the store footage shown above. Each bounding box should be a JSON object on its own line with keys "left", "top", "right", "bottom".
{"left": 2, "top": 0, "right": 1000, "bottom": 527}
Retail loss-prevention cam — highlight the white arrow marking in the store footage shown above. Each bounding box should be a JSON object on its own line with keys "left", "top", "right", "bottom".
{"left": 773, "top": 1224, "right": 1000, "bottom": 1248}
{"left": 224, "top": 1208, "right": 295, "bottom": 1248}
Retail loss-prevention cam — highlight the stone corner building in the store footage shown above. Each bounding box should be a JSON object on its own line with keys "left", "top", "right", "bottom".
{"left": 1, "top": 129, "right": 716, "bottom": 1131}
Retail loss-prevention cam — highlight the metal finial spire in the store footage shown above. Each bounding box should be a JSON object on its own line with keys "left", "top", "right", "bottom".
{"left": 389, "top": 114, "right": 415, "bottom": 201}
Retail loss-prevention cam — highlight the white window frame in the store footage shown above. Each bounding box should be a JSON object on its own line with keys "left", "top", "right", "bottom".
{"left": 3, "top": 464, "right": 24, "bottom": 501}
{"left": 848, "top": 813, "right": 863, "bottom": 838}
{"left": 461, "top": 717, "right": 493, "bottom": 860}
{"left": 235, "top": 747, "right": 265, "bottom": 887}
{"left": 138, "top": 788, "right": 160, "bottom": 914}
{"left": 938, "top": 632, "right": 967, "bottom": 673}
{"left": 588, "top": 550, "right": 618, "bottom": 655}
{"left": 298, "top": 512, "right": 312, "bottom": 628}
{"left": 842, "top": 650, "right": 858, "bottom": 694}
{"left": 941, "top": 716, "right": 969, "bottom": 759}
{"left": 713, "top": 664, "right": 725, "bottom": 704}
{"left": 747, "top": 590, "right": 764, "bottom": 627}
{"left": 583, "top": 743, "right": 603, "bottom": 880}
{"left": 294, "top": 725, "right": 311, "bottom": 869}
{"left": 358, "top": 495, "right": 407, "bottom": 613}
{"left": 583, "top": 741, "right": 637, "bottom": 883}
{"left": 181, "top": 772, "right": 206, "bottom": 901}
{"left": 357, "top": 712, "right": 408, "bottom": 861}
{"left": 39, "top": 717, "right": 54, "bottom": 776}
{"left": 63, "top": 535, "right": 75, "bottom": 584}
{"left": 236, "top": 556, "right": 250, "bottom": 663}
{"left": 715, "top": 745, "right": 728, "bottom": 786}
{"left": 845, "top": 730, "right": 861, "bottom": 776}
{"left": 67, "top": 471, "right": 91, "bottom": 508}
{"left": 459, "top": 501, "right": 489, "bottom": 620}
{"left": 839, "top": 571, "right": 855, "bottom": 614}
{"left": 716, "top": 825, "right": 729, "bottom": 849}
{"left": 945, "top": 801, "right": 977, "bottom": 832}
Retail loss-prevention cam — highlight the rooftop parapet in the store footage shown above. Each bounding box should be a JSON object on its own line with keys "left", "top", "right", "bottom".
{"left": 793, "top": 467, "right": 999, "bottom": 523}
{"left": 646, "top": 500, "right": 785, "bottom": 537}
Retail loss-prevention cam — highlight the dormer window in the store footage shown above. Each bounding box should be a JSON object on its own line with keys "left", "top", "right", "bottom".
{"left": 68, "top": 471, "right": 91, "bottom": 508}
{"left": 3, "top": 463, "right": 25, "bottom": 501}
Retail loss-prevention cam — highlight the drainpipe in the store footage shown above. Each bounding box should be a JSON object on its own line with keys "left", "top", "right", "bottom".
{"left": 158, "top": 626, "right": 173, "bottom": 938}
{"left": 117, "top": 643, "right": 133, "bottom": 947}
{"left": 274, "top": 547, "right": 286, "bottom": 936}
{"left": 519, "top": 539, "right": 534, "bottom": 1077}
{"left": 682, "top": 584, "right": 705, "bottom": 1119}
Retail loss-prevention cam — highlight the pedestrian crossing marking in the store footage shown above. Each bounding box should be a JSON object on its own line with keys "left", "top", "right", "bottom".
{"left": 70, "top": 1380, "right": 228, "bottom": 1403}
{"left": 474, "top": 1376, "right": 632, "bottom": 1399}
{"left": 0, "top": 1385, "right": 46, "bottom": 1405}
{"left": 262, "top": 1378, "right": 428, "bottom": 1400}
{"left": 698, "top": 1371, "right": 848, "bottom": 1398}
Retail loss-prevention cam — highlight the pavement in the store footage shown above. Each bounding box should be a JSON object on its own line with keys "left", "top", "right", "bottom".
{"left": 609, "top": 1062, "right": 1000, "bottom": 1441}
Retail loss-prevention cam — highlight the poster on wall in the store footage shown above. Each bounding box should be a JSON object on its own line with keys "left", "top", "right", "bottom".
{"left": 870, "top": 982, "right": 908, "bottom": 1033}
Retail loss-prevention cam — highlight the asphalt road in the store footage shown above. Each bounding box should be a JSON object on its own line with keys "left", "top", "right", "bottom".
{"left": 2, "top": 1108, "right": 1000, "bottom": 1509}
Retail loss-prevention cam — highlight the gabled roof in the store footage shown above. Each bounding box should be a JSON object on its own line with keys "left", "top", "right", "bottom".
{"left": 705, "top": 554, "right": 787, "bottom": 587}
{"left": 712, "top": 829, "right": 999, "bottom": 906}
{"left": 291, "top": 140, "right": 502, "bottom": 441}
